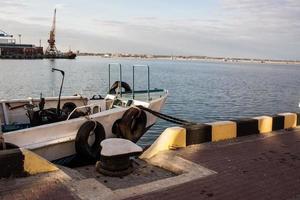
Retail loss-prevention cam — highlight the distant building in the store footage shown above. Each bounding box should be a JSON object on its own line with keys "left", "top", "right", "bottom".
{"left": 0, "top": 31, "right": 43, "bottom": 59}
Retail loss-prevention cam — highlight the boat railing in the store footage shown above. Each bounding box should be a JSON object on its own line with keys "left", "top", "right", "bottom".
{"left": 132, "top": 64, "right": 150, "bottom": 101}
{"left": 66, "top": 103, "right": 102, "bottom": 120}
{"left": 108, "top": 63, "right": 122, "bottom": 97}
{"left": 107, "top": 63, "right": 152, "bottom": 101}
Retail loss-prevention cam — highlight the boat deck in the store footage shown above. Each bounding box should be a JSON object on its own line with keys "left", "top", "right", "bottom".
{"left": 1, "top": 128, "right": 300, "bottom": 200}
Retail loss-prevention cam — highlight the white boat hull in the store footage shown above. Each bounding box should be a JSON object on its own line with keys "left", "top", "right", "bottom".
{"left": 2, "top": 93, "right": 168, "bottom": 161}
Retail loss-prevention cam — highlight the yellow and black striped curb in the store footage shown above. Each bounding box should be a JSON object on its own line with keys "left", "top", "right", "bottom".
{"left": 0, "top": 147, "right": 58, "bottom": 178}
{"left": 141, "top": 112, "right": 299, "bottom": 159}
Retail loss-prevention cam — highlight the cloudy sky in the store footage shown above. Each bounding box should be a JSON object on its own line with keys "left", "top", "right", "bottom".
{"left": 0, "top": 0, "right": 299, "bottom": 59}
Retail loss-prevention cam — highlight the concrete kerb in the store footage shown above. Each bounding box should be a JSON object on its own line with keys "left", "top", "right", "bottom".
{"left": 141, "top": 112, "right": 299, "bottom": 161}
{"left": 253, "top": 116, "right": 273, "bottom": 134}
{"left": 21, "top": 148, "right": 58, "bottom": 175}
{"left": 206, "top": 121, "right": 237, "bottom": 142}
{"left": 278, "top": 112, "right": 297, "bottom": 129}
{"left": 140, "top": 127, "right": 186, "bottom": 160}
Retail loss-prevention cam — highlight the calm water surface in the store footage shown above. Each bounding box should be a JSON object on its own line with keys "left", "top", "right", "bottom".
{"left": 1, "top": 56, "right": 300, "bottom": 146}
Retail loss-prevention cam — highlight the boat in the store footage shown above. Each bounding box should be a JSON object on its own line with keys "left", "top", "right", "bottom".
{"left": 43, "top": 50, "right": 77, "bottom": 59}
{"left": 0, "top": 64, "right": 168, "bottom": 161}
{"left": 0, "top": 29, "right": 76, "bottom": 59}
{"left": 0, "top": 30, "right": 44, "bottom": 59}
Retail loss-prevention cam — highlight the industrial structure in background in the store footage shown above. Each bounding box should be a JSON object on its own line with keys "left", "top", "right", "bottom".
{"left": 45, "top": 8, "right": 58, "bottom": 56}
{"left": 45, "top": 8, "right": 76, "bottom": 59}
{"left": 0, "top": 30, "right": 43, "bottom": 59}
{"left": 0, "top": 9, "right": 76, "bottom": 59}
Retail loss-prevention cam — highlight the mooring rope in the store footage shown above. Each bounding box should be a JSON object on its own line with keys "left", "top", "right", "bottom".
{"left": 136, "top": 105, "right": 196, "bottom": 126}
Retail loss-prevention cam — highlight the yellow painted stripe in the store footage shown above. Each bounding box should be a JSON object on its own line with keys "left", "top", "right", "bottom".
{"left": 206, "top": 121, "right": 237, "bottom": 142}
{"left": 278, "top": 113, "right": 297, "bottom": 129}
{"left": 21, "top": 149, "right": 58, "bottom": 175}
{"left": 253, "top": 116, "right": 273, "bottom": 134}
{"left": 140, "top": 127, "right": 186, "bottom": 159}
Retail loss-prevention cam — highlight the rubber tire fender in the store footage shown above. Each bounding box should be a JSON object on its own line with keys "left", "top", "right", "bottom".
{"left": 118, "top": 107, "right": 147, "bottom": 143}
{"left": 109, "top": 81, "right": 132, "bottom": 94}
{"left": 62, "top": 102, "right": 77, "bottom": 113}
{"left": 75, "top": 121, "right": 106, "bottom": 160}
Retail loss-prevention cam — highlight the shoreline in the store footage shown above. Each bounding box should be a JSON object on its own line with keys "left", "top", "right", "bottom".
{"left": 77, "top": 54, "right": 300, "bottom": 65}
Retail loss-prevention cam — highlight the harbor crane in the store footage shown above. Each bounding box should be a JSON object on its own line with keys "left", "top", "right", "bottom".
{"left": 45, "top": 9, "right": 58, "bottom": 55}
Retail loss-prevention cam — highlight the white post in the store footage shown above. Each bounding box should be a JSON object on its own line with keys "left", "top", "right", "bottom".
{"left": 1, "top": 102, "right": 9, "bottom": 125}
{"left": 18, "top": 34, "right": 22, "bottom": 44}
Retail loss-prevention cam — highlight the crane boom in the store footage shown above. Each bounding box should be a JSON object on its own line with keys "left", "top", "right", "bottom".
{"left": 50, "top": 9, "right": 56, "bottom": 42}
{"left": 51, "top": 9, "right": 56, "bottom": 33}
{"left": 45, "top": 8, "right": 58, "bottom": 55}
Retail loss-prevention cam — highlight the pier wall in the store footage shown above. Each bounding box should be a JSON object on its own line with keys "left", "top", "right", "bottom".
{"left": 141, "top": 112, "right": 299, "bottom": 159}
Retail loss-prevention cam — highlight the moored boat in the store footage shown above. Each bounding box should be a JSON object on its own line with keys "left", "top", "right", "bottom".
{"left": 0, "top": 64, "right": 168, "bottom": 161}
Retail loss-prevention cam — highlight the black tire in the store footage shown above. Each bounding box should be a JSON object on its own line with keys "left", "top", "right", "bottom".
{"left": 112, "top": 119, "right": 122, "bottom": 137}
{"left": 62, "top": 102, "right": 77, "bottom": 113}
{"left": 90, "top": 95, "right": 104, "bottom": 100}
{"left": 109, "top": 81, "right": 132, "bottom": 94}
{"left": 75, "top": 121, "right": 106, "bottom": 160}
{"left": 118, "top": 108, "right": 147, "bottom": 143}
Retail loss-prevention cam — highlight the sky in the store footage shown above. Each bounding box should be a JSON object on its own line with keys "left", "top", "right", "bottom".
{"left": 0, "top": 0, "right": 299, "bottom": 60}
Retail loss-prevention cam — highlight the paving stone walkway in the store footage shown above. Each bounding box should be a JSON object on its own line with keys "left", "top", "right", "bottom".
{"left": 127, "top": 129, "right": 300, "bottom": 200}
{"left": 1, "top": 129, "right": 300, "bottom": 200}
{"left": 0, "top": 171, "right": 79, "bottom": 200}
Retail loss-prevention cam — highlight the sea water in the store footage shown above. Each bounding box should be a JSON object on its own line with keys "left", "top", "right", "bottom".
{"left": 1, "top": 56, "right": 300, "bottom": 146}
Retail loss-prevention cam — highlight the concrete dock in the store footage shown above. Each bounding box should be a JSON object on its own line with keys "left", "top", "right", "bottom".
{"left": 1, "top": 128, "right": 300, "bottom": 200}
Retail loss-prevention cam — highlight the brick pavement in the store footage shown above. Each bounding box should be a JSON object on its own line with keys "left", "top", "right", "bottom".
{"left": 126, "top": 129, "right": 300, "bottom": 200}
{"left": 0, "top": 172, "right": 79, "bottom": 200}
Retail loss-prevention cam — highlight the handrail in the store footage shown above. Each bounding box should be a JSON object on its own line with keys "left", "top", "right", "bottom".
{"left": 108, "top": 63, "right": 122, "bottom": 97}
{"left": 132, "top": 65, "right": 150, "bottom": 101}
{"left": 66, "top": 104, "right": 101, "bottom": 120}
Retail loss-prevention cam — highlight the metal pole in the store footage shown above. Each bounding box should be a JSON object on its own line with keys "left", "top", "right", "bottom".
{"left": 147, "top": 65, "right": 150, "bottom": 101}
{"left": 119, "top": 64, "right": 122, "bottom": 97}
{"left": 132, "top": 66, "right": 135, "bottom": 99}
{"left": 108, "top": 64, "right": 111, "bottom": 92}
{"left": 18, "top": 34, "right": 21, "bottom": 44}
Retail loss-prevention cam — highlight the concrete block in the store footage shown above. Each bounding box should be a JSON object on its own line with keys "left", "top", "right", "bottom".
{"left": 278, "top": 113, "right": 297, "bottom": 129}
{"left": 206, "top": 121, "right": 237, "bottom": 142}
{"left": 272, "top": 115, "right": 284, "bottom": 131}
{"left": 183, "top": 124, "right": 211, "bottom": 145}
{"left": 21, "top": 149, "right": 58, "bottom": 175}
{"left": 140, "top": 127, "right": 186, "bottom": 159}
{"left": 233, "top": 118, "right": 259, "bottom": 137}
{"left": 253, "top": 116, "right": 273, "bottom": 134}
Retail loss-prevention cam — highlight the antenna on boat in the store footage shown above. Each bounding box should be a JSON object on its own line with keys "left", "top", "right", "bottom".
{"left": 51, "top": 68, "right": 65, "bottom": 116}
